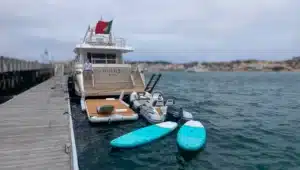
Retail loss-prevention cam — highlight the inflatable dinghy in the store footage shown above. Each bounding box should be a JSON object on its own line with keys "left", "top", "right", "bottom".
{"left": 167, "top": 108, "right": 193, "bottom": 121}
{"left": 129, "top": 91, "right": 174, "bottom": 124}
{"left": 110, "top": 121, "right": 178, "bottom": 148}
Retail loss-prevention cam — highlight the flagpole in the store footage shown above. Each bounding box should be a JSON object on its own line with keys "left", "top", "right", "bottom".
{"left": 83, "top": 25, "right": 90, "bottom": 43}
{"left": 110, "top": 17, "right": 114, "bottom": 44}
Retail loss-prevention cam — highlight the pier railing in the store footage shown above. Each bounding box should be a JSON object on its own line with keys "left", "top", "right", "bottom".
{"left": 0, "top": 56, "right": 53, "bottom": 73}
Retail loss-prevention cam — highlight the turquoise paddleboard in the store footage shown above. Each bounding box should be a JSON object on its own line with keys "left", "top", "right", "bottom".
{"left": 177, "top": 120, "right": 206, "bottom": 151}
{"left": 110, "top": 121, "right": 178, "bottom": 148}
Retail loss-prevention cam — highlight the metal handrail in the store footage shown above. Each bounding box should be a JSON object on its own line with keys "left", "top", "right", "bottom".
{"left": 85, "top": 35, "right": 126, "bottom": 47}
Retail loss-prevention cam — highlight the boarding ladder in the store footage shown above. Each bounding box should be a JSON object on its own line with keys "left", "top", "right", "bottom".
{"left": 144, "top": 73, "right": 161, "bottom": 93}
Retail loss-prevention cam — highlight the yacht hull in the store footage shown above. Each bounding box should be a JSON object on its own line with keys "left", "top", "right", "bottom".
{"left": 72, "top": 64, "right": 145, "bottom": 97}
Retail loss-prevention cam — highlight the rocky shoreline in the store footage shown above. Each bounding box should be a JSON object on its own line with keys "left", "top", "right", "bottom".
{"left": 130, "top": 57, "right": 300, "bottom": 72}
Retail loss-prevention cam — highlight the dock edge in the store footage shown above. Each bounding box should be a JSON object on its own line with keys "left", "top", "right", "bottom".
{"left": 67, "top": 92, "right": 79, "bottom": 170}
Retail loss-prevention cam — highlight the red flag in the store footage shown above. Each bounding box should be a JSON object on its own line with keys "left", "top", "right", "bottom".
{"left": 95, "top": 20, "right": 113, "bottom": 34}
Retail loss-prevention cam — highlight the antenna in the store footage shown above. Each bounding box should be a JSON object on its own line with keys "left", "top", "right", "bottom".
{"left": 83, "top": 25, "right": 90, "bottom": 43}
{"left": 44, "top": 48, "right": 48, "bottom": 55}
{"left": 44, "top": 48, "right": 50, "bottom": 64}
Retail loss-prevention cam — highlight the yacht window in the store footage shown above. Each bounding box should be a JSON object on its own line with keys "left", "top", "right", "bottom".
{"left": 107, "top": 59, "right": 116, "bottom": 64}
{"left": 98, "top": 54, "right": 106, "bottom": 59}
{"left": 107, "top": 54, "right": 116, "bottom": 60}
{"left": 107, "top": 54, "right": 116, "bottom": 64}
{"left": 90, "top": 53, "right": 117, "bottom": 64}
{"left": 93, "top": 59, "right": 106, "bottom": 64}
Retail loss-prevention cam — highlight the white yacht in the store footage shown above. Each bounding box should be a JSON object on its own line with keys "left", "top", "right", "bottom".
{"left": 72, "top": 21, "right": 146, "bottom": 97}
{"left": 71, "top": 20, "right": 146, "bottom": 123}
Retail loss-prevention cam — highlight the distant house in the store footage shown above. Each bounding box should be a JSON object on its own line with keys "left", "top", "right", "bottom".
{"left": 292, "top": 56, "right": 300, "bottom": 61}
{"left": 247, "top": 64, "right": 263, "bottom": 70}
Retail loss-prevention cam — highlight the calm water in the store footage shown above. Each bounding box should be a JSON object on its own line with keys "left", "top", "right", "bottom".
{"left": 70, "top": 72, "right": 300, "bottom": 170}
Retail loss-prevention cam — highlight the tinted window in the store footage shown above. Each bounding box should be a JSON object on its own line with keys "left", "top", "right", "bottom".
{"left": 107, "top": 59, "right": 116, "bottom": 64}
{"left": 92, "top": 53, "right": 106, "bottom": 59}
{"left": 90, "top": 53, "right": 117, "bottom": 64}
{"left": 107, "top": 54, "right": 116, "bottom": 59}
{"left": 94, "top": 59, "right": 106, "bottom": 64}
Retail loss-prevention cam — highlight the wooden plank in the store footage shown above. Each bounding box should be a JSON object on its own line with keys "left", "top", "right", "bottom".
{"left": 0, "top": 126, "right": 68, "bottom": 139}
{"left": 0, "top": 69, "right": 71, "bottom": 169}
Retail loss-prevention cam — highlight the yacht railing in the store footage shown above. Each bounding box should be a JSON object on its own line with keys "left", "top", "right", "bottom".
{"left": 137, "top": 65, "right": 146, "bottom": 87}
{"left": 84, "top": 35, "right": 126, "bottom": 48}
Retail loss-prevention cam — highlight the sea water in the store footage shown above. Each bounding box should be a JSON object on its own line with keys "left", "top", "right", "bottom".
{"left": 70, "top": 72, "right": 300, "bottom": 170}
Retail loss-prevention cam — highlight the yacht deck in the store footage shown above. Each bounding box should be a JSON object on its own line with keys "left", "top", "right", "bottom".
{"left": 83, "top": 87, "right": 145, "bottom": 96}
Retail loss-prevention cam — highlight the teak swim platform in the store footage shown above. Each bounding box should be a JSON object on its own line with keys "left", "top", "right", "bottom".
{"left": 85, "top": 98, "right": 139, "bottom": 123}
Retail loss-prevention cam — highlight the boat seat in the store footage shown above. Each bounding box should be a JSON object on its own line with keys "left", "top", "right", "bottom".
{"left": 137, "top": 92, "right": 146, "bottom": 96}
{"left": 138, "top": 96, "right": 151, "bottom": 100}
{"left": 153, "top": 100, "right": 164, "bottom": 107}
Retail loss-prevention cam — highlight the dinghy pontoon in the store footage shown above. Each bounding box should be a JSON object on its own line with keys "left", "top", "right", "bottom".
{"left": 129, "top": 91, "right": 174, "bottom": 124}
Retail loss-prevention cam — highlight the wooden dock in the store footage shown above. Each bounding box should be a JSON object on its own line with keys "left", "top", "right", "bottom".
{"left": 0, "top": 65, "right": 76, "bottom": 170}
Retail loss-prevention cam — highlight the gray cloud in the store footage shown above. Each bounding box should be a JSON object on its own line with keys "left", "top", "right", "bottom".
{"left": 0, "top": 0, "right": 299, "bottom": 62}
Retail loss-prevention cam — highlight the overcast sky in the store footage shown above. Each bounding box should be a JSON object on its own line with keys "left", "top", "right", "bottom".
{"left": 0, "top": 0, "right": 299, "bottom": 62}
